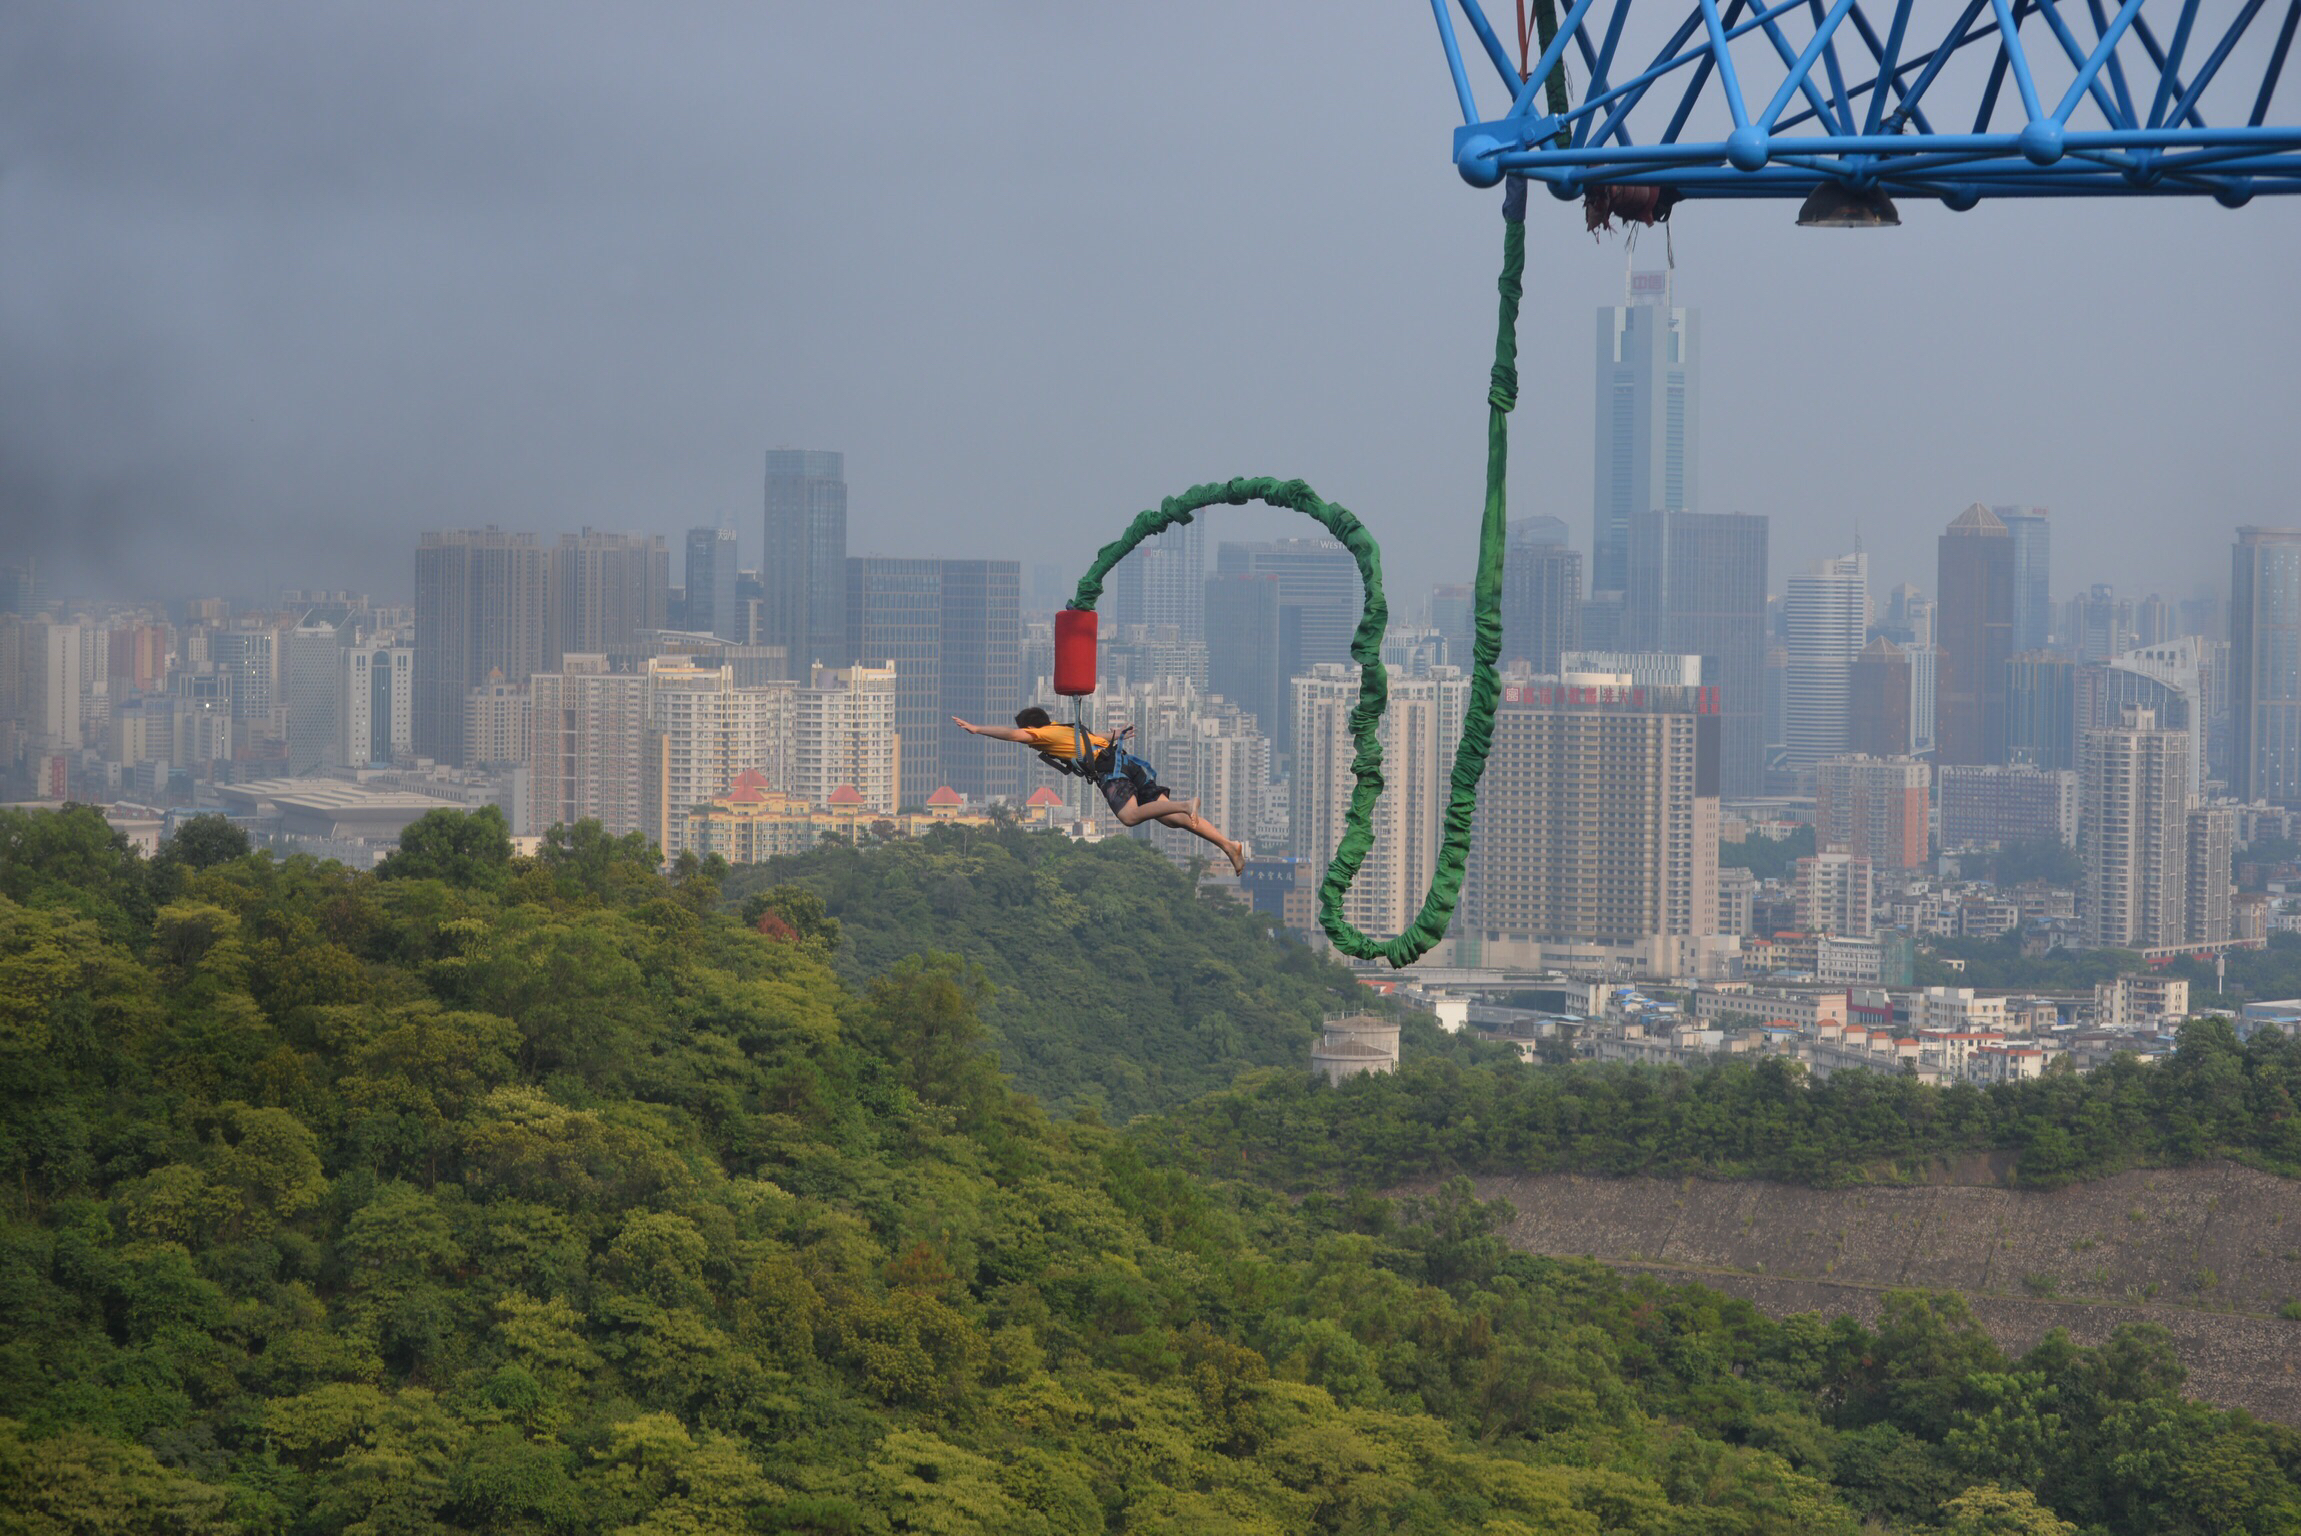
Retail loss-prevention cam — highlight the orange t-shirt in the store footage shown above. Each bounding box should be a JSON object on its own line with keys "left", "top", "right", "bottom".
{"left": 1016, "top": 724, "right": 1109, "bottom": 760}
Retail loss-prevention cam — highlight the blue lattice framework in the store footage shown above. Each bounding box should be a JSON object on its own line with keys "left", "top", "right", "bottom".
{"left": 1433, "top": 0, "right": 2301, "bottom": 206}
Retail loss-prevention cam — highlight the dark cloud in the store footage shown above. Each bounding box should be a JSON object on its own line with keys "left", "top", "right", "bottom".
{"left": 3, "top": 2, "right": 2294, "bottom": 609}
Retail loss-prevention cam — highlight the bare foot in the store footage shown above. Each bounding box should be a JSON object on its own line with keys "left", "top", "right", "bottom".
{"left": 1225, "top": 840, "right": 1246, "bottom": 876}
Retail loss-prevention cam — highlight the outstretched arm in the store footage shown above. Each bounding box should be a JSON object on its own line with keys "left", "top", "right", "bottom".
{"left": 952, "top": 716, "right": 1032, "bottom": 743}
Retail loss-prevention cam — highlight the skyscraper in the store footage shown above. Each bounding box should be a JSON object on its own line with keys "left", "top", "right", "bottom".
{"left": 1109, "top": 517, "right": 1204, "bottom": 647}
{"left": 1429, "top": 583, "right": 1475, "bottom": 672}
{"left": 1592, "top": 269, "right": 1699, "bottom": 593}
{"left": 2005, "top": 650, "right": 2077, "bottom": 770}
{"left": 1501, "top": 517, "right": 1581, "bottom": 676}
{"left": 846, "top": 556, "right": 1022, "bottom": 806}
{"left": 1848, "top": 639, "right": 1913, "bottom": 758}
{"left": 1935, "top": 505, "right": 2015, "bottom": 766}
{"left": 550, "top": 531, "right": 669, "bottom": 661}
{"left": 2099, "top": 639, "right": 2206, "bottom": 799}
{"left": 1292, "top": 664, "right": 1468, "bottom": 942}
{"left": 763, "top": 449, "right": 848, "bottom": 671}
{"left": 283, "top": 618, "right": 347, "bottom": 773}
{"left": 1215, "top": 539, "right": 1361, "bottom": 684}
{"left": 2231, "top": 527, "right": 2301, "bottom": 805}
{"left": 2081, "top": 705, "right": 2189, "bottom": 950}
{"left": 528, "top": 656, "right": 648, "bottom": 837}
{"left": 1206, "top": 573, "right": 1284, "bottom": 745}
{"left": 1995, "top": 506, "right": 2052, "bottom": 654}
{"left": 1471, "top": 677, "right": 1721, "bottom": 970}
{"left": 846, "top": 557, "right": 941, "bottom": 806}
{"left": 684, "top": 527, "right": 742, "bottom": 642}
{"left": 2187, "top": 804, "right": 2235, "bottom": 944}
{"left": 1783, "top": 552, "right": 1867, "bottom": 768}
{"left": 341, "top": 644, "right": 412, "bottom": 767}
{"left": 415, "top": 528, "right": 549, "bottom": 766}
{"left": 1622, "top": 510, "right": 1767, "bottom": 796}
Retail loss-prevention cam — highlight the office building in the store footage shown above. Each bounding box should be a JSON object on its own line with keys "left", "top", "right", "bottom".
{"left": 847, "top": 556, "right": 1022, "bottom": 806}
{"left": 2095, "top": 638, "right": 2206, "bottom": 800}
{"left": 1908, "top": 644, "right": 1941, "bottom": 756}
{"left": 1559, "top": 651, "right": 1702, "bottom": 687}
{"left": 1784, "top": 552, "right": 1868, "bottom": 768}
{"left": 211, "top": 626, "right": 281, "bottom": 727}
{"left": 2005, "top": 650, "right": 2077, "bottom": 770}
{"left": 2180, "top": 594, "right": 2226, "bottom": 644}
{"left": 282, "top": 619, "right": 348, "bottom": 774}
{"left": 415, "top": 529, "right": 550, "bottom": 765}
{"left": 1622, "top": 509, "right": 1767, "bottom": 796}
{"left": 2081, "top": 705, "right": 2190, "bottom": 950}
{"left": 550, "top": 531, "right": 668, "bottom": 661}
{"left": 1215, "top": 539, "right": 1360, "bottom": 688}
{"left": 763, "top": 449, "right": 849, "bottom": 672}
{"left": 1936, "top": 504, "right": 2015, "bottom": 765}
{"left": 1937, "top": 763, "right": 2080, "bottom": 849}
{"left": 1470, "top": 678, "right": 1722, "bottom": 972}
{"left": 465, "top": 676, "right": 531, "bottom": 770}
{"left": 684, "top": 528, "right": 742, "bottom": 643}
{"left": 1849, "top": 638, "right": 1913, "bottom": 757}
{"left": 793, "top": 664, "right": 898, "bottom": 814}
{"left": 1816, "top": 755, "right": 1929, "bottom": 870}
{"left": 2136, "top": 593, "right": 2174, "bottom": 648}
{"left": 2233, "top": 528, "right": 2301, "bottom": 805}
{"left": 1110, "top": 517, "right": 1204, "bottom": 647}
{"left": 1293, "top": 664, "right": 1469, "bottom": 942}
{"left": 642, "top": 657, "right": 794, "bottom": 857}
{"left": 528, "top": 656, "right": 649, "bottom": 837}
{"left": 2068, "top": 584, "right": 2134, "bottom": 663}
{"left": 342, "top": 644, "right": 412, "bottom": 767}
{"left": 1995, "top": 506, "right": 2053, "bottom": 655}
{"left": 2187, "top": 803, "right": 2236, "bottom": 944}
{"left": 1502, "top": 517, "right": 1581, "bottom": 675}
{"left": 1592, "top": 268, "right": 1699, "bottom": 593}
{"left": 20, "top": 619, "right": 84, "bottom": 751}
{"left": 1797, "top": 849, "right": 1874, "bottom": 938}
{"left": 1206, "top": 573, "right": 1285, "bottom": 748}
{"left": 1430, "top": 582, "right": 1475, "bottom": 672}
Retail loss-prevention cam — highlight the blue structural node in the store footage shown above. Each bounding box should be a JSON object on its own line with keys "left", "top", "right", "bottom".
{"left": 1429, "top": 0, "right": 2301, "bottom": 208}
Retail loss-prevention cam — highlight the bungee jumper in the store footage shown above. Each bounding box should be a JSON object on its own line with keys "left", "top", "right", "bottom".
{"left": 952, "top": 709, "right": 1248, "bottom": 875}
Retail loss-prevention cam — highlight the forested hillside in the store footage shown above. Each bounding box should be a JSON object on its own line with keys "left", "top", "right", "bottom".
{"left": 723, "top": 830, "right": 1375, "bottom": 1119}
{"left": 2, "top": 804, "right": 2300, "bottom": 1534}
{"left": 1148, "top": 1025, "right": 2301, "bottom": 1192}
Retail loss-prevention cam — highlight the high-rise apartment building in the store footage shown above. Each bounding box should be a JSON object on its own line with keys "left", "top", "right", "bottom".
{"left": 2081, "top": 705, "right": 2190, "bottom": 950}
{"left": 1849, "top": 639, "right": 1913, "bottom": 758}
{"left": 1622, "top": 510, "right": 1767, "bottom": 796}
{"left": 465, "top": 677, "right": 531, "bottom": 770}
{"left": 211, "top": 626, "right": 281, "bottom": 727}
{"left": 2095, "top": 639, "right": 2207, "bottom": 800}
{"left": 1796, "top": 849, "right": 1874, "bottom": 938}
{"left": 1995, "top": 506, "right": 2053, "bottom": 655}
{"left": 1816, "top": 755, "right": 1930, "bottom": 870}
{"left": 2187, "top": 803, "right": 2236, "bottom": 944}
{"left": 763, "top": 450, "right": 848, "bottom": 672}
{"left": 1107, "top": 684, "right": 1271, "bottom": 865}
{"left": 1110, "top": 518, "right": 1204, "bottom": 647}
{"left": 21, "top": 619, "right": 83, "bottom": 750}
{"left": 642, "top": 657, "right": 795, "bottom": 857}
{"left": 550, "top": 531, "right": 668, "bottom": 661}
{"left": 2005, "top": 650, "right": 2077, "bottom": 771}
{"left": 1470, "top": 678, "right": 1721, "bottom": 969}
{"left": 415, "top": 529, "right": 550, "bottom": 766}
{"left": 1502, "top": 517, "right": 1581, "bottom": 675}
{"left": 2230, "top": 528, "right": 2301, "bottom": 805}
{"left": 1937, "top": 763, "right": 2080, "bottom": 849}
{"left": 528, "top": 656, "right": 648, "bottom": 837}
{"left": 1592, "top": 269, "right": 1699, "bottom": 593}
{"left": 1559, "top": 651, "right": 1702, "bottom": 688}
{"left": 793, "top": 664, "right": 898, "bottom": 813}
{"left": 1784, "top": 552, "right": 1868, "bottom": 768}
{"left": 2068, "top": 584, "right": 2135, "bottom": 663}
{"left": 1936, "top": 504, "right": 2015, "bottom": 765}
{"left": 684, "top": 528, "right": 742, "bottom": 643}
{"left": 846, "top": 556, "right": 1022, "bottom": 806}
{"left": 1293, "top": 664, "right": 1468, "bottom": 941}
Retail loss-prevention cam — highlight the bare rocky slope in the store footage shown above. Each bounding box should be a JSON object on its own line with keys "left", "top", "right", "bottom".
{"left": 1458, "top": 1162, "right": 2301, "bottom": 1422}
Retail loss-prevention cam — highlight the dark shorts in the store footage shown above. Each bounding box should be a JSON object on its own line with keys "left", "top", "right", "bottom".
{"left": 1101, "top": 769, "right": 1170, "bottom": 815}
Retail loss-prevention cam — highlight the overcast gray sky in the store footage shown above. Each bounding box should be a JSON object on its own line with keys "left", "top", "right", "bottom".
{"left": 4, "top": 2, "right": 2295, "bottom": 612}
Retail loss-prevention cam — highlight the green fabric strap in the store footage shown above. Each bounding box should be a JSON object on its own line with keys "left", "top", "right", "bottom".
{"left": 1071, "top": 212, "right": 1525, "bottom": 968}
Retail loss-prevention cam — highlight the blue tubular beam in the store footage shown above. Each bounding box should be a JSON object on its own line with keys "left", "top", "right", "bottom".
{"left": 1815, "top": 0, "right": 1860, "bottom": 139}
{"left": 1432, "top": 0, "right": 1481, "bottom": 123}
{"left": 1508, "top": 0, "right": 1607, "bottom": 116}
{"left": 1990, "top": 0, "right": 2052, "bottom": 123}
{"left": 2043, "top": 0, "right": 2149, "bottom": 124}
{"left": 2087, "top": 0, "right": 2145, "bottom": 126}
{"left": 1455, "top": 0, "right": 1526, "bottom": 90}
{"left": 1759, "top": 0, "right": 1862, "bottom": 130}
{"left": 2147, "top": 0, "right": 2205, "bottom": 125}
{"left": 1860, "top": 0, "right": 1918, "bottom": 132}
{"left": 1755, "top": 0, "right": 1854, "bottom": 132}
{"left": 1698, "top": 0, "right": 1759, "bottom": 127}
{"left": 2255, "top": 0, "right": 2301, "bottom": 124}
{"left": 2165, "top": 0, "right": 2271, "bottom": 128}
{"left": 2130, "top": 13, "right": 2212, "bottom": 124}
{"left": 1893, "top": 0, "right": 1995, "bottom": 128}
{"left": 1585, "top": 9, "right": 1708, "bottom": 147}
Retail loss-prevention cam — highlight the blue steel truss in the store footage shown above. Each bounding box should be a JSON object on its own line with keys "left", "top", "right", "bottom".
{"left": 1432, "top": 0, "right": 2301, "bottom": 206}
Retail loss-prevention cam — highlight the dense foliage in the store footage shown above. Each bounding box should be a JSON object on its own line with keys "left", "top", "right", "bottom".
{"left": 4, "top": 805, "right": 2301, "bottom": 1534}
{"left": 1147, "top": 1023, "right": 2301, "bottom": 1191}
{"left": 1716, "top": 827, "right": 1813, "bottom": 883}
{"left": 1912, "top": 937, "right": 2145, "bottom": 992}
{"left": 723, "top": 830, "right": 1368, "bottom": 1119}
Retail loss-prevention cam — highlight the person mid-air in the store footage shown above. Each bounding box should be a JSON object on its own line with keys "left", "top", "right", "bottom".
{"left": 952, "top": 708, "right": 1246, "bottom": 875}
